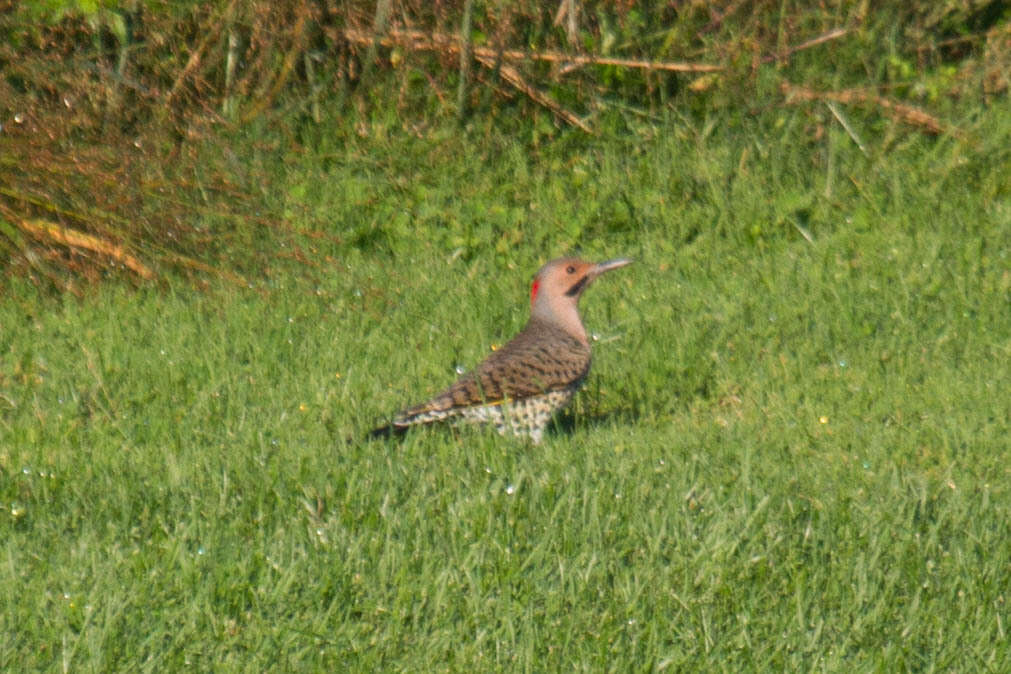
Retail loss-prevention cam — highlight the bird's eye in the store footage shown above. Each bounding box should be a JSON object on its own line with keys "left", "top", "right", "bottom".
{"left": 566, "top": 265, "right": 576, "bottom": 274}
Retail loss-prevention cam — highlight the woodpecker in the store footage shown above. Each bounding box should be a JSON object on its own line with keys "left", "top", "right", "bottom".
{"left": 370, "top": 257, "right": 632, "bottom": 443}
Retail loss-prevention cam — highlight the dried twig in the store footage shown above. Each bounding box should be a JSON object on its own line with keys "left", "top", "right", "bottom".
{"left": 16, "top": 217, "right": 155, "bottom": 279}
{"left": 763, "top": 28, "right": 850, "bottom": 64}
{"left": 342, "top": 27, "right": 723, "bottom": 73}
{"left": 473, "top": 52, "right": 591, "bottom": 132}
{"left": 341, "top": 25, "right": 719, "bottom": 132}
{"left": 781, "top": 82, "right": 953, "bottom": 136}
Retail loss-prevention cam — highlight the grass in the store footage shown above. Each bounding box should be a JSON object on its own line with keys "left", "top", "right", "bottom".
{"left": 2, "top": 104, "right": 1010, "bottom": 670}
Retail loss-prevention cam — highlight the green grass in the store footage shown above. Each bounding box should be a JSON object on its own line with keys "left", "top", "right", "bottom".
{"left": 2, "top": 106, "right": 1010, "bottom": 670}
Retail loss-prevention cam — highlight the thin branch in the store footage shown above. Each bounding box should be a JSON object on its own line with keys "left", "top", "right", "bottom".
{"left": 763, "top": 28, "right": 850, "bottom": 64}
{"left": 16, "top": 217, "right": 154, "bottom": 279}
{"left": 781, "top": 82, "right": 953, "bottom": 136}
{"left": 473, "top": 52, "right": 592, "bottom": 133}
{"left": 342, "top": 27, "right": 723, "bottom": 73}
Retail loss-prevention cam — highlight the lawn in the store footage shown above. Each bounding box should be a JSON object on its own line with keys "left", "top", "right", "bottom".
{"left": 2, "top": 108, "right": 1009, "bottom": 670}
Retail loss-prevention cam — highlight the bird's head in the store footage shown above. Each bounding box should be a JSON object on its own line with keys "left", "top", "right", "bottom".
{"left": 529, "top": 257, "right": 632, "bottom": 340}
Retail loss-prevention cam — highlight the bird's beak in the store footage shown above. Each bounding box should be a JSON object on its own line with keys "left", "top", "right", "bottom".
{"left": 591, "top": 258, "right": 633, "bottom": 278}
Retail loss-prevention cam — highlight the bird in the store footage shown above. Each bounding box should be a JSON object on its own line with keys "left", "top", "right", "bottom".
{"left": 369, "top": 256, "right": 632, "bottom": 443}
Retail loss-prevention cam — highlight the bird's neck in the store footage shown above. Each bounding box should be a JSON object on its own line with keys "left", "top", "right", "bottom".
{"left": 530, "top": 301, "right": 588, "bottom": 345}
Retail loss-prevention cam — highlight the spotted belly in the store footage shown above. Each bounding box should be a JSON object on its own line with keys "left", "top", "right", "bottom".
{"left": 395, "top": 385, "right": 580, "bottom": 444}
{"left": 458, "top": 387, "right": 579, "bottom": 444}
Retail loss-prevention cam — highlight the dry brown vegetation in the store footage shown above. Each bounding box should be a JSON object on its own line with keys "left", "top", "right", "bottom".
{"left": 1, "top": 0, "right": 1008, "bottom": 289}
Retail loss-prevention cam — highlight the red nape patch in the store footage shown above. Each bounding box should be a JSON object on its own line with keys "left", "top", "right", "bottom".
{"left": 530, "top": 278, "right": 540, "bottom": 304}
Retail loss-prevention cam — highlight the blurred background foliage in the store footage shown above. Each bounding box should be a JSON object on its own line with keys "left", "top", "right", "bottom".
{"left": 1, "top": 0, "right": 1009, "bottom": 290}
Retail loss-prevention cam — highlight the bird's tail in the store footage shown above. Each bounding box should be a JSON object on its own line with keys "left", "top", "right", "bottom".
{"left": 366, "top": 422, "right": 409, "bottom": 440}
{"left": 366, "top": 405, "right": 461, "bottom": 440}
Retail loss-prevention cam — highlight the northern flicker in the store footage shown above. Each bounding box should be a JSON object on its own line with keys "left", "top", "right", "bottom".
{"left": 370, "top": 257, "right": 632, "bottom": 443}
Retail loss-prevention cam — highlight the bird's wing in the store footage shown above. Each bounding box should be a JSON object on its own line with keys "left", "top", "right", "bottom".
{"left": 395, "top": 322, "right": 590, "bottom": 422}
